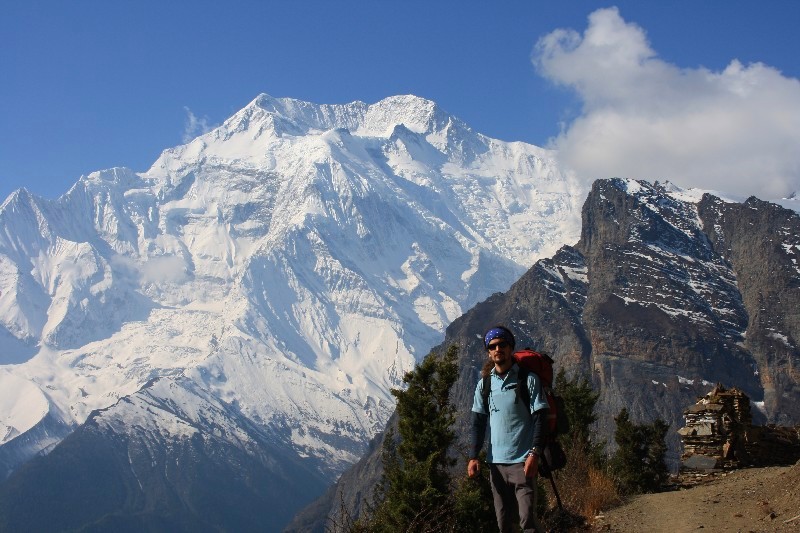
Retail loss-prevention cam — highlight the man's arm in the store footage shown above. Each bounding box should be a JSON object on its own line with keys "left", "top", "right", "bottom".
{"left": 468, "top": 411, "right": 487, "bottom": 478}
{"left": 470, "top": 410, "right": 488, "bottom": 459}
{"left": 524, "top": 407, "right": 548, "bottom": 478}
{"left": 527, "top": 372, "right": 550, "bottom": 449}
{"left": 529, "top": 406, "right": 548, "bottom": 450}
{"left": 468, "top": 379, "right": 488, "bottom": 477}
{"left": 525, "top": 373, "right": 549, "bottom": 478}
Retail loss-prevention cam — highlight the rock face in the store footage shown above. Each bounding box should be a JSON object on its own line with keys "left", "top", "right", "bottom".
{"left": 452, "top": 178, "right": 799, "bottom": 463}
{"left": 293, "top": 178, "right": 800, "bottom": 531}
{"left": 697, "top": 195, "right": 800, "bottom": 425}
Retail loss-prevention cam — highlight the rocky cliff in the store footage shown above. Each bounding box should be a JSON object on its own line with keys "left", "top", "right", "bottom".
{"left": 292, "top": 178, "right": 800, "bottom": 531}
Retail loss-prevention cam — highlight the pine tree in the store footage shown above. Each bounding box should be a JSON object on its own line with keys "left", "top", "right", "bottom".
{"left": 610, "top": 408, "right": 669, "bottom": 495}
{"left": 555, "top": 368, "right": 606, "bottom": 466}
{"left": 360, "top": 345, "right": 459, "bottom": 532}
{"left": 451, "top": 451, "right": 498, "bottom": 533}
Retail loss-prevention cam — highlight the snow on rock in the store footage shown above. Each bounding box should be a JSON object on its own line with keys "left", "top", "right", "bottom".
{"left": 0, "top": 94, "right": 584, "bottom": 477}
{"left": 0, "top": 372, "right": 49, "bottom": 445}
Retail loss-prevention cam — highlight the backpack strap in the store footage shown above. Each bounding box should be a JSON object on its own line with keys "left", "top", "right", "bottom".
{"left": 483, "top": 366, "right": 533, "bottom": 412}
{"left": 517, "top": 366, "right": 531, "bottom": 407}
{"left": 481, "top": 374, "right": 491, "bottom": 413}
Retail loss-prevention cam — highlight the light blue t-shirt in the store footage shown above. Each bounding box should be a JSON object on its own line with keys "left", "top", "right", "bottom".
{"left": 471, "top": 363, "right": 549, "bottom": 464}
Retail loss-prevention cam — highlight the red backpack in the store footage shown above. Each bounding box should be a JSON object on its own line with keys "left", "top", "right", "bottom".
{"left": 515, "top": 350, "right": 558, "bottom": 433}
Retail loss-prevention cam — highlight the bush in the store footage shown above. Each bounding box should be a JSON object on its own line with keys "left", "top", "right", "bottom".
{"left": 357, "top": 346, "right": 459, "bottom": 532}
{"left": 543, "top": 371, "right": 619, "bottom": 524}
{"left": 610, "top": 408, "right": 669, "bottom": 495}
{"left": 451, "top": 451, "right": 497, "bottom": 533}
{"left": 547, "top": 432, "right": 620, "bottom": 520}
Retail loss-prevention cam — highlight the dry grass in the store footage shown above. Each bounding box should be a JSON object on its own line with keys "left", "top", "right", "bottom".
{"left": 541, "top": 436, "right": 621, "bottom": 522}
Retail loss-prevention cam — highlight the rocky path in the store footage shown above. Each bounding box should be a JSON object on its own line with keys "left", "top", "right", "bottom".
{"left": 591, "top": 463, "right": 800, "bottom": 532}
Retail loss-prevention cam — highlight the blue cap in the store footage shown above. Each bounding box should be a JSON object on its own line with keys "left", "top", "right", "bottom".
{"left": 484, "top": 327, "right": 515, "bottom": 349}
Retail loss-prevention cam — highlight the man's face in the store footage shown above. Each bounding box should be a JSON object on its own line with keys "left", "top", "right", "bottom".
{"left": 486, "top": 338, "right": 513, "bottom": 367}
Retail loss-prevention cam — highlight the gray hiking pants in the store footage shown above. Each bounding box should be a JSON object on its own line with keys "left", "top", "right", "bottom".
{"left": 489, "top": 463, "right": 544, "bottom": 533}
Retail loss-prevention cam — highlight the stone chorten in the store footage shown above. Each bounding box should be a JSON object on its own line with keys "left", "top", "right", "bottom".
{"left": 679, "top": 384, "right": 800, "bottom": 471}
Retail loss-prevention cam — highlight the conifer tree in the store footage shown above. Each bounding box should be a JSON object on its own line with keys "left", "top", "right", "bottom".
{"left": 555, "top": 369, "right": 598, "bottom": 445}
{"left": 361, "top": 345, "right": 459, "bottom": 532}
{"left": 451, "top": 451, "right": 498, "bottom": 533}
{"left": 610, "top": 408, "right": 669, "bottom": 495}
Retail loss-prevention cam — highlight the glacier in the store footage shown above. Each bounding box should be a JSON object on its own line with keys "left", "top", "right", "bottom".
{"left": 0, "top": 93, "right": 585, "bottom": 479}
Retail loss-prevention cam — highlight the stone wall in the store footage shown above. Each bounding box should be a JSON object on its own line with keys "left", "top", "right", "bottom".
{"left": 679, "top": 384, "right": 800, "bottom": 470}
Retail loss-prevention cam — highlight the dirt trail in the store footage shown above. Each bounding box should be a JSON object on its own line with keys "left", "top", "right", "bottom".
{"left": 591, "top": 463, "right": 800, "bottom": 532}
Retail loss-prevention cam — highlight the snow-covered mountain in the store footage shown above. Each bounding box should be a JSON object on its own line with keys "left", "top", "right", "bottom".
{"left": 0, "top": 95, "right": 583, "bottom": 496}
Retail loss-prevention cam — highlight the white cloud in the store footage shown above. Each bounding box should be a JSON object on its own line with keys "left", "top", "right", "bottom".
{"left": 182, "top": 107, "right": 214, "bottom": 143}
{"left": 140, "top": 255, "right": 189, "bottom": 284}
{"left": 111, "top": 254, "right": 188, "bottom": 284}
{"left": 533, "top": 7, "right": 800, "bottom": 199}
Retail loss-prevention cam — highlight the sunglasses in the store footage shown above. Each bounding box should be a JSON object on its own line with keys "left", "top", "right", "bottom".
{"left": 487, "top": 341, "right": 510, "bottom": 351}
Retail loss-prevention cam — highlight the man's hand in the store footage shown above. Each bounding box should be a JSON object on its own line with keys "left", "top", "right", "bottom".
{"left": 524, "top": 453, "right": 538, "bottom": 478}
{"left": 467, "top": 458, "right": 480, "bottom": 478}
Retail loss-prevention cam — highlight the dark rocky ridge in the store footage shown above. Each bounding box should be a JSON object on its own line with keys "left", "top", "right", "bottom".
{"left": 291, "top": 179, "right": 800, "bottom": 532}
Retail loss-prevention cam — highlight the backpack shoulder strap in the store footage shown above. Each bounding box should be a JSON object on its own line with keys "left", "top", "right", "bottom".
{"left": 481, "top": 374, "right": 491, "bottom": 414}
{"left": 516, "top": 366, "right": 531, "bottom": 407}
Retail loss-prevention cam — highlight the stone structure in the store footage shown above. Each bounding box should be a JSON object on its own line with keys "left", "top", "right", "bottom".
{"left": 679, "top": 384, "right": 800, "bottom": 471}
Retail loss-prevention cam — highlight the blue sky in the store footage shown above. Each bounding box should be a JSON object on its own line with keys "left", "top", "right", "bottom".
{"left": 2, "top": 1, "right": 800, "bottom": 201}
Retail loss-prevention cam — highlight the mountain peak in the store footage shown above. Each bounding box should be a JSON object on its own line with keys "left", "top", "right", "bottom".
{"left": 0, "top": 187, "right": 34, "bottom": 211}
{"left": 145, "top": 93, "right": 476, "bottom": 183}
{"left": 361, "top": 94, "right": 455, "bottom": 137}
{"left": 235, "top": 93, "right": 455, "bottom": 139}
{"left": 0, "top": 92, "right": 585, "bottom": 529}
{"left": 71, "top": 167, "right": 145, "bottom": 194}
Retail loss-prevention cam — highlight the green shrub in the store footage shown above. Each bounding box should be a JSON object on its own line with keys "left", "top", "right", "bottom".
{"left": 610, "top": 408, "right": 669, "bottom": 495}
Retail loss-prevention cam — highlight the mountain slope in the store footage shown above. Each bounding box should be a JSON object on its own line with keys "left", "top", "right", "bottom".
{"left": 0, "top": 94, "right": 583, "bottom": 528}
{"left": 0, "top": 377, "right": 327, "bottom": 532}
{"left": 298, "top": 178, "right": 800, "bottom": 531}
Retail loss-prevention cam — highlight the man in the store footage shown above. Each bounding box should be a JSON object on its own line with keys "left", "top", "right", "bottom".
{"left": 468, "top": 325, "right": 548, "bottom": 533}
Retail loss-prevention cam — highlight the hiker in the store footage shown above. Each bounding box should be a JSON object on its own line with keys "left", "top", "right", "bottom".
{"left": 468, "top": 325, "right": 549, "bottom": 533}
